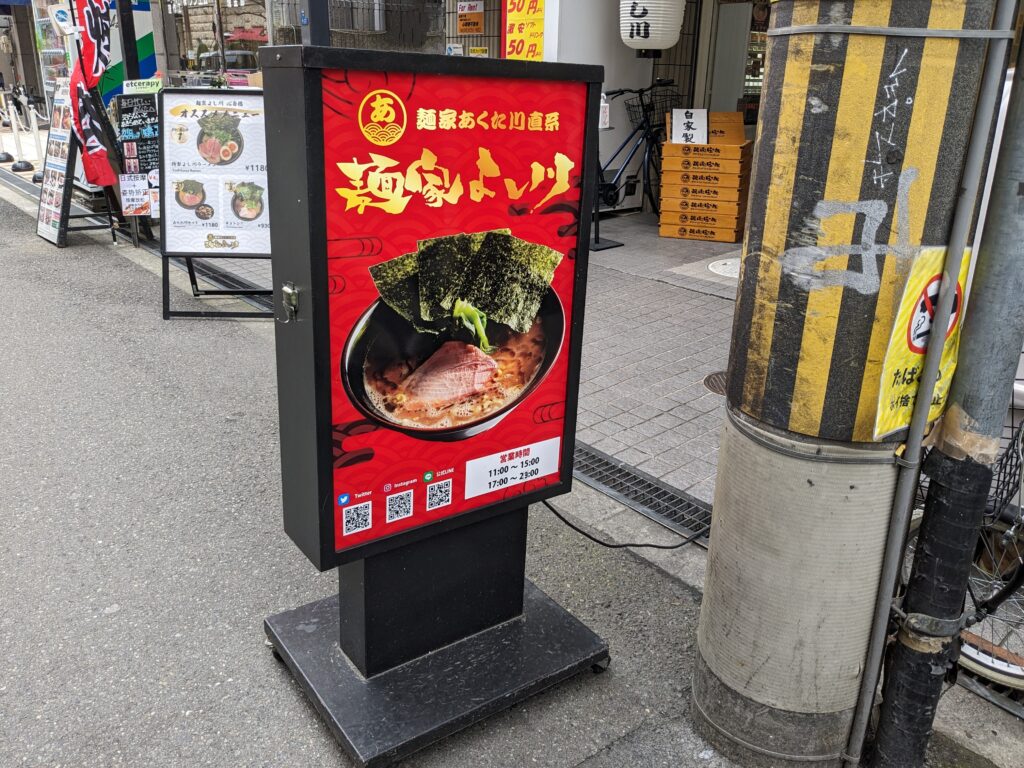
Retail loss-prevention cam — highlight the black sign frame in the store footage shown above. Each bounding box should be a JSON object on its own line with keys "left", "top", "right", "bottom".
{"left": 262, "top": 46, "right": 603, "bottom": 571}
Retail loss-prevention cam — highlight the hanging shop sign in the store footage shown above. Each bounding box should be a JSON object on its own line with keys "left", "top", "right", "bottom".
{"left": 123, "top": 77, "right": 163, "bottom": 95}
{"left": 873, "top": 248, "right": 971, "bottom": 441}
{"left": 457, "top": 1, "right": 485, "bottom": 34}
{"left": 503, "top": 0, "right": 545, "bottom": 61}
{"left": 265, "top": 50, "right": 600, "bottom": 568}
{"left": 117, "top": 92, "right": 160, "bottom": 215}
{"left": 159, "top": 89, "right": 270, "bottom": 255}
{"left": 36, "top": 77, "right": 75, "bottom": 244}
{"left": 619, "top": 0, "right": 685, "bottom": 50}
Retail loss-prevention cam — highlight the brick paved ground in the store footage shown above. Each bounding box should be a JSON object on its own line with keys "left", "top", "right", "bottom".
{"left": 577, "top": 212, "right": 739, "bottom": 504}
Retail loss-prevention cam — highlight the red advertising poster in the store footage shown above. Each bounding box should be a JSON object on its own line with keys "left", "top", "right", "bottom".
{"left": 322, "top": 69, "right": 586, "bottom": 553}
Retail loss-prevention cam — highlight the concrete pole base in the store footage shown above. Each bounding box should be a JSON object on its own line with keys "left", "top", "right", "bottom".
{"left": 691, "top": 651, "right": 852, "bottom": 768}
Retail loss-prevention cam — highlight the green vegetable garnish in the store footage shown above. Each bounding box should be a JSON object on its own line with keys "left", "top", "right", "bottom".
{"left": 453, "top": 299, "right": 494, "bottom": 353}
{"left": 197, "top": 112, "right": 241, "bottom": 144}
{"left": 233, "top": 182, "right": 263, "bottom": 202}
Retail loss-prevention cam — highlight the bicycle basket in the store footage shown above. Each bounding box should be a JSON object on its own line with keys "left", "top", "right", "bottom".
{"left": 624, "top": 91, "right": 687, "bottom": 131}
{"left": 988, "top": 416, "right": 1023, "bottom": 521}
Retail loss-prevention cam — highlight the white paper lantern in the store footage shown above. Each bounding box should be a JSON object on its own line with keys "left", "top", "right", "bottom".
{"left": 620, "top": 0, "right": 685, "bottom": 50}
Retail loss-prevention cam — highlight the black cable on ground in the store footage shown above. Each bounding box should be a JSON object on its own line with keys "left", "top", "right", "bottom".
{"left": 542, "top": 499, "right": 703, "bottom": 550}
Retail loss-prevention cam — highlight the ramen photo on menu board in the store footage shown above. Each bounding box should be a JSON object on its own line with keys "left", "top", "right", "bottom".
{"left": 343, "top": 231, "right": 565, "bottom": 440}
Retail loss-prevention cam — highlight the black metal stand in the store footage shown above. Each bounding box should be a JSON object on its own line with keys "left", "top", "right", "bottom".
{"left": 590, "top": 178, "right": 622, "bottom": 252}
{"left": 264, "top": 508, "right": 609, "bottom": 767}
{"left": 162, "top": 253, "right": 273, "bottom": 319}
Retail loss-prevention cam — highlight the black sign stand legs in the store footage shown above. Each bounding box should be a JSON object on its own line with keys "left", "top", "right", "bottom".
{"left": 590, "top": 174, "right": 623, "bottom": 251}
{"left": 264, "top": 508, "right": 609, "bottom": 767}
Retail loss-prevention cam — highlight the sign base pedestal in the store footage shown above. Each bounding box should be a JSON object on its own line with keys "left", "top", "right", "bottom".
{"left": 265, "top": 581, "right": 608, "bottom": 767}
{"left": 264, "top": 508, "right": 609, "bottom": 767}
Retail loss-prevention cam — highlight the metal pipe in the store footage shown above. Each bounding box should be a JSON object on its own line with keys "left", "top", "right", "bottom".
{"left": 842, "top": 0, "right": 1019, "bottom": 763}
{"left": 29, "top": 106, "right": 42, "bottom": 160}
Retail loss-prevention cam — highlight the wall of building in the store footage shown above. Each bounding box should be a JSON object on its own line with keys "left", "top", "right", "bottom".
{"left": 708, "top": 0, "right": 750, "bottom": 112}
{"left": 557, "top": 0, "right": 652, "bottom": 202}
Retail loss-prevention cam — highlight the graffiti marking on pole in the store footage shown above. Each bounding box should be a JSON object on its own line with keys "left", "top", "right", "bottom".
{"left": 780, "top": 167, "right": 917, "bottom": 295}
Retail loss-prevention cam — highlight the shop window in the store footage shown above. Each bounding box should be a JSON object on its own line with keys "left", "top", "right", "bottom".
{"left": 331, "top": 0, "right": 387, "bottom": 33}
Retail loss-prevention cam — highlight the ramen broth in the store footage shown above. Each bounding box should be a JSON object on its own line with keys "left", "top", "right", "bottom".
{"left": 365, "top": 319, "right": 546, "bottom": 429}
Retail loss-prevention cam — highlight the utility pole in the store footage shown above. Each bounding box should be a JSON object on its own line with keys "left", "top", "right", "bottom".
{"left": 690, "top": 1, "right": 1013, "bottom": 766}
{"left": 869, "top": 42, "right": 1024, "bottom": 768}
{"left": 117, "top": 0, "right": 140, "bottom": 81}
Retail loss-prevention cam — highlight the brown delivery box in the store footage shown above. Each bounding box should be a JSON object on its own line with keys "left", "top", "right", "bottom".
{"left": 662, "top": 141, "right": 753, "bottom": 161}
{"left": 660, "top": 170, "right": 749, "bottom": 188}
{"left": 661, "top": 183, "right": 746, "bottom": 202}
{"left": 659, "top": 197, "right": 746, "bottom": 217}
{"left": 661, "top": 156, "right": 750, "bottom": 174}
{"left": 660, "top": 210, "right": 744, "bottom": 230}
{"left": 659, "top": 223, "right": 742, "bottom": 243}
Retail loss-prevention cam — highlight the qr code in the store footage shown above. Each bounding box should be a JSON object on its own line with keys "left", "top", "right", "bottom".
{"left": 342, "top": 502, "right": 372, "bottom": 535}
{"left": 386, "top": 489, "right": 414, "bottom": 523}
{"left": 426, "top": 479, "right": 453, "bottom": 511}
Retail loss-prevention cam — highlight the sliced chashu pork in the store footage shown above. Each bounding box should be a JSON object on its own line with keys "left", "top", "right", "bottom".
{"left": 399, "top": 341, "right": 497, "bottom": 412}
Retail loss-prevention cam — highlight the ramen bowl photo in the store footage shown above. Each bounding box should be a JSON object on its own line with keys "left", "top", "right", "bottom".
{"left": 196, "top": 112, "right": 244, "bottom": 165}
{"left": 342, "top": 230, "right": 566, "bottom": 441}
{"left": 175, "top": 180, "right": 205, "bottom": 209}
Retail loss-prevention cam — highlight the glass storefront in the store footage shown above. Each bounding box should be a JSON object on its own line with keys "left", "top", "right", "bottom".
{"left": 30, "top": 0, "right": 69, "bottom": 109}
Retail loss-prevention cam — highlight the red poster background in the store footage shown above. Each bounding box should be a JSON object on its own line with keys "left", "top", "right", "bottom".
{"left": 322, "top": 69, "right": 587, "bottom": 553}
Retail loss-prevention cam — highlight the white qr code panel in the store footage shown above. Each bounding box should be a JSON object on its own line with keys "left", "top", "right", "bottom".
{"left": 386, "top": 489, "right": 414, "bottom": 522}
{"left": 426, "top": 479, "right": 453, "bottom": 511}
{"left": 342, "top": 501, "right": 372, "bottom": 535}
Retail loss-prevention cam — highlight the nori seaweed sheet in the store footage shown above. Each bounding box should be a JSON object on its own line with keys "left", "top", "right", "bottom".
{"left": 417, "top": 234, "right": 470, "bottom": 321}
{"left": 457, "top": 233, "right": 563, "bottom": 333}
{"left": 369, "top": 252, "right": 437, "bottom": 334}
{"left": 417, "top": 229, "right": 511, "bottom": 320}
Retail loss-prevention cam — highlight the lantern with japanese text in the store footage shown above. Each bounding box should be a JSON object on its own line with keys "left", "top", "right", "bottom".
{"left": 620, "top": 0, "right": 685, "bottom": 50}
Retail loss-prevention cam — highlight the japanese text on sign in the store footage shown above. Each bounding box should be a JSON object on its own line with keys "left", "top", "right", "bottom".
{"left": 335, "top": 147, "right": 574, "bottom": 214}
{"left": 874, "top": 247, "right": 970, "bottom": 440}
{"left": 465, "top": 438, "right": 561, "bottom": 499}
{"left": 504, "top": 0, "right": 545, "bottom": 61}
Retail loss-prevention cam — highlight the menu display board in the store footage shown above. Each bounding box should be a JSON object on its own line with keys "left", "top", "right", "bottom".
{"left": 117, "top": 93, "right": 161, "bottom": 216}
{"left": 36, "top": 77, "right": 74, "bottom": 243}
{"left": 159, "top": 90, "right": 270, "bottom": 255}
{"left": 320, "top": 67, "right": 587, "bottom": 554}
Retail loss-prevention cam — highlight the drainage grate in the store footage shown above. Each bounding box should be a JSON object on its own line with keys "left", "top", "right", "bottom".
{"left": 703, "top": 371, "right": 728, "bottom": 395}
{"left": 573, "top": 442, "right": 712, "bottom": 547}
{"left": 957, "top": 670, "right": 1024, "bottom": 720}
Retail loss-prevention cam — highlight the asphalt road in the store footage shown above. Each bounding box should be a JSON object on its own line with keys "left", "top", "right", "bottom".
{"left": 0, "top": 197, "right": 740, "bottom": 767}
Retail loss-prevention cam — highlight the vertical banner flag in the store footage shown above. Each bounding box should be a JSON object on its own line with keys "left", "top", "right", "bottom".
{"left": 70, "top": 0, "right": 117, "bottom": 186}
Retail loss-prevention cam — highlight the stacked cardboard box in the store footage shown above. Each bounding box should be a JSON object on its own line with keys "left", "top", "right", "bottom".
{"left": 659, "top": 112, "right": 751, "bottom": 243}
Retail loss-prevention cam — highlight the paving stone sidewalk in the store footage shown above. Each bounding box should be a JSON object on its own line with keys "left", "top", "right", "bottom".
{"left": 577, "top": 213, "right": 739, "bottom": 504}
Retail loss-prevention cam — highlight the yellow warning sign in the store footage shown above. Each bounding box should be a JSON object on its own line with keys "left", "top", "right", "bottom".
{"left": 874, "top": 247, "right": 971, "bottom": 441}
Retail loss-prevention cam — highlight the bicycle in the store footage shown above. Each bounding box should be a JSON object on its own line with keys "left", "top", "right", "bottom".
{"left": 599, "top": 79, "right": 685, "bottom": 216}
{"left": 903, "top": 388, "right": 1024, "bottom": 694}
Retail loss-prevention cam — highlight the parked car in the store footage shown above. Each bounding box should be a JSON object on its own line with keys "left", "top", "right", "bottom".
{"left": 198, "top": 50, "right": 259, "bottom": 87}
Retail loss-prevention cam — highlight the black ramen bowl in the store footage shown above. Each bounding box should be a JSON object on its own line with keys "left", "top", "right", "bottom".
{"left": 342, "top": 288, "right": 565, "bottom": 441}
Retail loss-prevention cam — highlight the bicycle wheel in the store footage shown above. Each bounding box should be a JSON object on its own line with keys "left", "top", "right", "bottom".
{"left": 643, "top": 127, "right": 665, "bottom": 215}
{"left": 959, "top": 518, "right": 1024, "bottom": 689}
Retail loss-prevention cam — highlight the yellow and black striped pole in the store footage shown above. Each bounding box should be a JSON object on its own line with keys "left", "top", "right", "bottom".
{"left": 692, "top": 1, "right": 1002, "bottom": 765}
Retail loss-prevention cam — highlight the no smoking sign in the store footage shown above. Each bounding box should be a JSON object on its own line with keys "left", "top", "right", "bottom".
{"left": 907, "top": 274, "right": 962, "bottom": 355}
